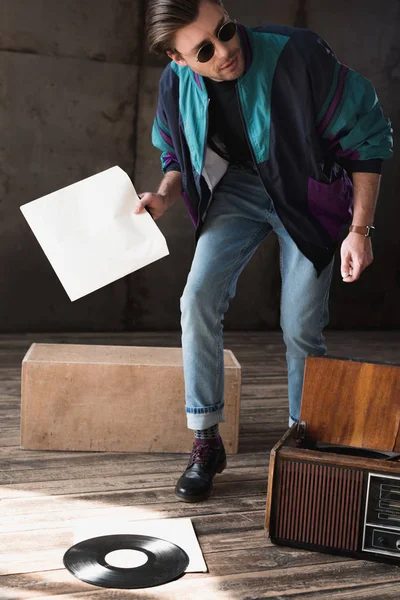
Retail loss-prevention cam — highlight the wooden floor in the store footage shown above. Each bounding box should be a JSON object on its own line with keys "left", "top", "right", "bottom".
{"left": 1, "top": 330, "right": 400, "bottom": 599}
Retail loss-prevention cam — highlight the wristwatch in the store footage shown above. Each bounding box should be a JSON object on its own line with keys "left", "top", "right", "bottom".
{"left": 349, "top": 225, "right": 375, "bottom": 237}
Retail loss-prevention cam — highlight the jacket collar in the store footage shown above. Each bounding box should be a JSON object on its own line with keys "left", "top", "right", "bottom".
{"left": 237, "top": 24, "right": 253, "bottom": 74}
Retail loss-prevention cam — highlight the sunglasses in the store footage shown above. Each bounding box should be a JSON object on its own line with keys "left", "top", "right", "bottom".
{"left": 195, "top": 20, "right": 237, "bottom": 63}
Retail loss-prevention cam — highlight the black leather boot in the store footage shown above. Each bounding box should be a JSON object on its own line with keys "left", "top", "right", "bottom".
{"left": 175, "top": 441, "right": 227, "bottom": 503}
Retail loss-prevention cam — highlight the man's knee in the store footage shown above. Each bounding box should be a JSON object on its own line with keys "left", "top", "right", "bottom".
{"left": 281, "top": 312, "right": 322, "bottom": 348}
{"left": 180, "top": 271, "right": 232, "bottom": 323}
{"left": 180, "top": 276, "right": 213, "bottom": 314}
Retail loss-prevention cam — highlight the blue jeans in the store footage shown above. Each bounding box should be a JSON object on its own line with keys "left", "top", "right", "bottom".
{"left": 180, "top": 166, "right": 334, "bottom": 429}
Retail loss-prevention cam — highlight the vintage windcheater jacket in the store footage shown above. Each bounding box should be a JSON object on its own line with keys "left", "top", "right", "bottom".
{"left": 152, "top": 24, "right": 393, "bottom": 274}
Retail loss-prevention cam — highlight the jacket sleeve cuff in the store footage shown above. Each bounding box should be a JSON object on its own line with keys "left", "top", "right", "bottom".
{"left": 163, "top": 162, "right": 181, "bottom": 174}
{"left": 340, "top": 158, "right": 383, "bottom": 175}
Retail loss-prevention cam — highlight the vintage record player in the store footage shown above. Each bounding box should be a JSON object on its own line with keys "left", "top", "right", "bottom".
{"left": 265, "top": 355, "right": 400, "bottom": 564}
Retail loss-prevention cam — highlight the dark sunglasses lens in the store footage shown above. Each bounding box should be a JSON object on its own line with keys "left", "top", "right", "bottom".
{"left": 197, "top": 43, "right": 215, "bottom": 63}
{"left": 218, "top": 21, "right": 237, "bottom": 42}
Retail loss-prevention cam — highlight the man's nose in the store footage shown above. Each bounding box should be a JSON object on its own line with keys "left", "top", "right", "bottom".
{"left": 213, "top": 39, "right": 231, "bottom": 60}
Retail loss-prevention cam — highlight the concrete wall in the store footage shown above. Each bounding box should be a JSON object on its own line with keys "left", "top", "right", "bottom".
{"left": 1, "top": 0, "right": 398, "bottom": 331}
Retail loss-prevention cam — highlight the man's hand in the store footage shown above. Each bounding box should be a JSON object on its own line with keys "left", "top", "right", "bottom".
{"left": 340, "top": 232, "right": 373, "bottom": 283}
{"left": 134, "top": 192, "right": 168, "bottom": 220}
{"left": 135, "top": 171, "right": 182, "bottom": 220}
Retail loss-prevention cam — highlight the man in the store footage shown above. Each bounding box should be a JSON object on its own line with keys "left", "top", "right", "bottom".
{"left": 136, "top": 0, "right": 393, "bottom": 503}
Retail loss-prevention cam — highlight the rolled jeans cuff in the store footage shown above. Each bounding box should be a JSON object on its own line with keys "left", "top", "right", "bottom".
{"left": 186, "top": 407, "right": 226, "bottom": 430}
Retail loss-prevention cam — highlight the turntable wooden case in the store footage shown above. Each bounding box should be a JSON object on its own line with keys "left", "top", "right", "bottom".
{"left": 265, "top": 356, "right": 400, "bottom": 564}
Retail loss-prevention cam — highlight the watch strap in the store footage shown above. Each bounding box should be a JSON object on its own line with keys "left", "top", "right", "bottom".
{"left": 349, "top": 225, "right": 375, "bottom": 237}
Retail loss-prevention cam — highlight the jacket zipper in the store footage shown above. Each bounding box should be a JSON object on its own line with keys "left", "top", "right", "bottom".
{"left": 235, "top": 83, "right": 276, "bottom": 211}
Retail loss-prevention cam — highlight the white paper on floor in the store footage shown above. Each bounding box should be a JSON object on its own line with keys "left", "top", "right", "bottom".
{"left": 73, "top": 517, "right": 207, "bottom": 573}
{"left": 20, "top": 166, "right": 169, "bottom": 301}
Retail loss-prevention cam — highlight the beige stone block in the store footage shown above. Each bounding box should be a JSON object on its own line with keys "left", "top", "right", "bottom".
{"left": 21, "top": 344, "right": 241, "bottom": 454}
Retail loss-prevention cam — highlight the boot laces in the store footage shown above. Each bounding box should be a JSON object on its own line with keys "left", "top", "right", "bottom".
{"left": 188, "top": 443, "right": 213, "bottom": 468}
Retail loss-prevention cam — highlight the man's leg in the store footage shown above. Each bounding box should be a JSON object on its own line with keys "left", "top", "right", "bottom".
{"left": 270, "top": 213, "right": 334, "bottom": 424}
{"left": 177, "top": 167, "right": 272, "bottom": 502}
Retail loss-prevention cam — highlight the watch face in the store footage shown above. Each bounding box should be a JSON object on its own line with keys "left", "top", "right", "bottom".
{"left": 367, "top": 226, "right": 375, "bottom": 237}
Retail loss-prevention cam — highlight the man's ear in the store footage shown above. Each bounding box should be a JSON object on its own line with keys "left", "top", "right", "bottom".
{"left": 166, "top": 50, "right": 187, "bottom": 66}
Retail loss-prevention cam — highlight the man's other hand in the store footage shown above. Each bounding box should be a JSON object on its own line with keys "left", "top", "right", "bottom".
{"left": 340, "top": 232, "right": 373, "bottom": 283}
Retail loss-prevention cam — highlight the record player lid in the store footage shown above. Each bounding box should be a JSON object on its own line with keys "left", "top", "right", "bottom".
{"left": 300, "top": 356, "right": 400, "bottom": 452}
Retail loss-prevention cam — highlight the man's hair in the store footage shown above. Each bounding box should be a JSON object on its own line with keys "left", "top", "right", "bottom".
{"left": 146, "top": 0, "right": 224, "bottom": 55}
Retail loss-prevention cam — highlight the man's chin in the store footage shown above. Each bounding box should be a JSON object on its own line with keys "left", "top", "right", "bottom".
{"left": 215, "top": 56, "right": 244, "bottom": 81}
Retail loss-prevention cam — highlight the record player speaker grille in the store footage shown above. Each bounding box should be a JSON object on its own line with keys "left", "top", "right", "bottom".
{"left": 274, "top": 459, "right": 364, "bottom": 551}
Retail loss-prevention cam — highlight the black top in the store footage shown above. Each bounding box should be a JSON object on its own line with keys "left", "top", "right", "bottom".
{"left": 204, "top": 77, "right": 253, "bottom": 166}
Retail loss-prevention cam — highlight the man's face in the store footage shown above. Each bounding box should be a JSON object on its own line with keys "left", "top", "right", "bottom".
{"left": 167, "top": 1, "right": 244, "bottom": 82}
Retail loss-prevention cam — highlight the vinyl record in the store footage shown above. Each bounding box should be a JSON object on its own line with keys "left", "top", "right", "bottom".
{"left": 63, "top": 534, "right": 190, "bottom": 589}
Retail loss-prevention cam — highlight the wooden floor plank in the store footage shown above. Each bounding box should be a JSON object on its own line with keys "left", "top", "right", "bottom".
{"left": 0, "top": 466, "right": 268, "bottom": 500}
{"left": 0, "top": 495, "right": 267, "bottom": 536}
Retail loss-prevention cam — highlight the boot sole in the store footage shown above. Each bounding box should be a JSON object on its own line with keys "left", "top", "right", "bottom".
{"left": 174, "top": 491, "right": 211, "bottom": 503}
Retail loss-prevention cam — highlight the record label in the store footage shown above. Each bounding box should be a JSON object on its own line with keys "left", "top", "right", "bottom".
{"left": 63, "top": 534, "right": 190, "bottom": 589}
